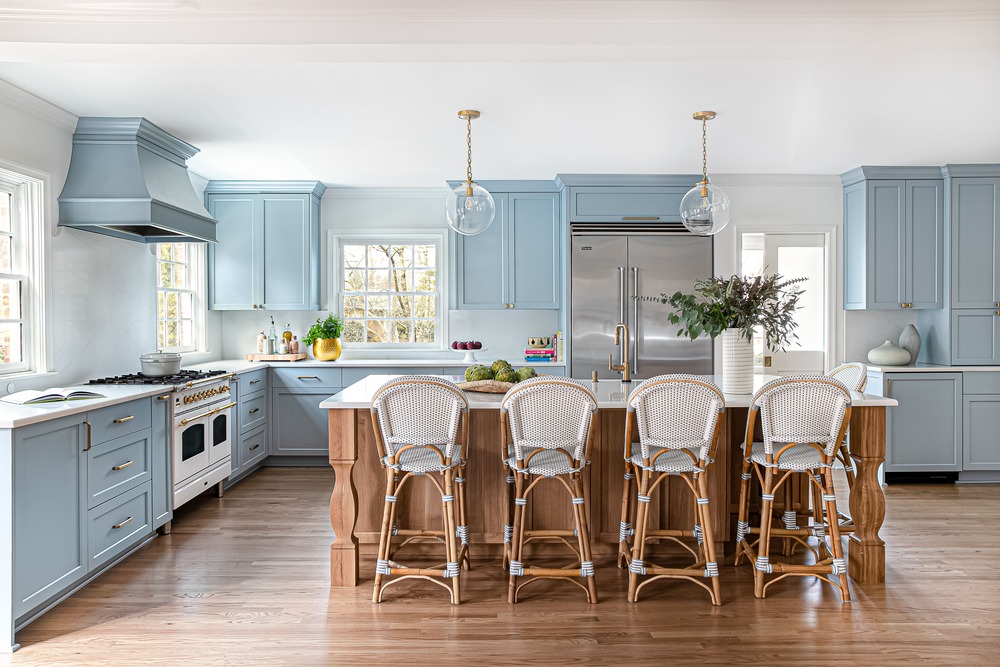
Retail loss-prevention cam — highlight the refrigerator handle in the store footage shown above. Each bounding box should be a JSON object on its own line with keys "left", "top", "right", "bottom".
{"left": 631, "top": 266, "right": 639, "bottom": 374}
{"left": 618, "top": 266, "right": 627, "bottom": 367}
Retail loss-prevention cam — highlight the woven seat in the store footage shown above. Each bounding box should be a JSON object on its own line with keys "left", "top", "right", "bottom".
{"left": 618, "top": 375, "right": 725, "bottom": 605}
{"left": 500, "top": 377, "right": 599, "bottom": 603}
{"left": 734, "top": 375, "right": 853, "bottom": 601}
{"left": 369, "top": 375, "right": 470, "bottom": 605}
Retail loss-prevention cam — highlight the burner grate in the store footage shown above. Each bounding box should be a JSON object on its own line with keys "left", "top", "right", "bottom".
{"left": 88, "top": 370, "right": 229, "bottom": 385}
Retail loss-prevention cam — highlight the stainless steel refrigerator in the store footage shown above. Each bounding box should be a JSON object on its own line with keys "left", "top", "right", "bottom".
{"left": 571, "top": 227, "right": 713, "bottom": 380}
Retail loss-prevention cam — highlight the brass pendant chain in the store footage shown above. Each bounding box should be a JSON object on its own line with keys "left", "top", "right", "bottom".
{"left": 466, "top": 115, "right": 474, "bottom": 185}
{"left": 701, "top": 117, "right": 708, "bottom": 185}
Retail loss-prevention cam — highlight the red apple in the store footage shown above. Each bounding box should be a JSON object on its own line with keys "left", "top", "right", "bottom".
{"left": 451, "top": 341, "right": 458, "bottom": 349}
{"left": 457, "top": 342, "right": 467, "bottom": 350}
{"left": 472, "top": 341, "right": 482, "bottom": 350}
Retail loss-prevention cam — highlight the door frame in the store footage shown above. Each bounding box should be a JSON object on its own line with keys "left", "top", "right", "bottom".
{"left": 735, "top": 224, "right": 839, "bottom": 374}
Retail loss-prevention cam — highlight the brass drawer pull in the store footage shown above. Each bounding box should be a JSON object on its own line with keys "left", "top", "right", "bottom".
{"left": 887, "top": 379, "right": 892, "bottom": 399}
{"left": 622, "top": 216, "right": 660, "bottom": 221}
{"left": 112, "top": 516, "right": 133, "bottom": 530}
{"left": 83, "top": 421, "right": 92, "bottom": 452}
{"left": 113, "top": 415, "right": 135, "bottom": 424}
{"left": 249, "top": 379, "right": 261, "bottom": 385}
{"left": 249, "top": 443, "right": 261, "bottom": 451}
{"left": 248, "top": 407, "right": 260, "bottom": 414}
{"left": 157, "top": 394, "right": 171, "bottom": 401}
{"left": 112, "top": 460, "right": 134, "bottom": 471}
{"left": 297, "top": 375, "right": 320, "bottom": 380}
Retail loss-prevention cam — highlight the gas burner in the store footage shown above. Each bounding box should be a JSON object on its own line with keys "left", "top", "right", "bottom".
{"left": 88, "top": 370, "right": 230, "bottom": 386}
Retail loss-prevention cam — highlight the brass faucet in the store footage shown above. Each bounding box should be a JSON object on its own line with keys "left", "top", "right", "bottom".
{"left": 608, "top": 322, "right": 631, "bottom": 382}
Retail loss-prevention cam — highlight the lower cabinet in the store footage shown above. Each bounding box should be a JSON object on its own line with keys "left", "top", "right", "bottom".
{"left": 87, "top": 482, "right": 152, "bottom": 570}
{"left": 238, "top": 426, "right": 269, "bottom": 470}
{"left": 150, "top": 391, "right": 173, "bottom": 529}
{"left": 270, "top": 387, "right": 340, "bottom": 456}
{"left": 229, "top": 368, "right": 269, "bottom": 482}
{"left": 962, "top": 372, "right": 1000, "bottom": 470}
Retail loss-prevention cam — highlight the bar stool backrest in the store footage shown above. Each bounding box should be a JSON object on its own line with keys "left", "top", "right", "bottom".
{"left": 827, "top": 362, "right": 867, "bottom": 392}
{"left": 501, "top": 377, "right": 598, "bottom": 464}
{"left": 751, "top": 374, "right": 852, "bottom": 456}
{"left": 371, "top": 375, "right": 469, "bottom": 461}
{"left": 627, "top": 374, "right": 725, "bottom": 462}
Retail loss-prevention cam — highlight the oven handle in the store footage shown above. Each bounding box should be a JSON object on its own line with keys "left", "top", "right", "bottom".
{"left": 182, "top": 372, "right": 237, "bottom": 389}
{"left": 179, "top": 401, "right": 237, "bottom": 426}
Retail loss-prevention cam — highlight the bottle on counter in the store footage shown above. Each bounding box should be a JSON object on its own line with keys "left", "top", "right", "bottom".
{"left": 283, "top": 323, "right": 293, "bottom": 344}
{"left": 266, "top": 317, "right": 277, "bottom": 355}
{"left": 256, "top": 331, "right": 266, "bottom": 354}
{"left": 278, "top": 338, "right": 288, "bottom": 355}
{"left": 289, "top": 335, "right": 299, "bottom": 354}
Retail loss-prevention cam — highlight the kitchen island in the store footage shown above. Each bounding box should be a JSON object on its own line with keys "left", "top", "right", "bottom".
{"left": 321, "top": 375, "right": 897, "bottom": 587}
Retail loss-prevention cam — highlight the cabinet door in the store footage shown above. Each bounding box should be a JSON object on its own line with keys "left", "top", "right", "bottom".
{"left": 270, "top": 387, "right": 341, "bottom": 456}
{"left": 208, "top": 194, "right": 259, "bottom": 310}
{"left": 964, "top": 395, "right": 1000, "bottom": 470}
{"left": 884, "top": 373, "right": 962, "bottom": 472}
{"left": 843, "top": 181, "right": 868, "bottom": 310}
{"left": 508, "top": 193, "right": 560, "bottom": 309}
{"left": 951, "top": 178, "right": 1000, "bottom": 308}
{"left": 867, "top": 180, "right": 906, "bottom": 309}
{"left": 261, "top": 194, "right": 316, "bottom": 310}
{"left": 13, "top": 416, "right": 88, "bottom": 619}
{"left": 150, "top": 392, "right": 172, "bottom": 529}
{"left": 906, "top": 179, "right": 944, "bottom": 309}
{"left": 952, "top": 309, "right": 1000, "bottom": 365}
{"left": 567, "top": 186, "right": 687, "bottom": 223}
{"left": 455, "top": 193, "right": 507, "bottom": 309}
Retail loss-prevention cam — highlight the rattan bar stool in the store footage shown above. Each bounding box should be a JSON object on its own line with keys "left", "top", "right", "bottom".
{"left": 369, "top": 375, "right": 470, "bottom": 604}
{"left": 734, "top": 375, "right": 853, "bottom": 600}
{"left": 617, "top": 375, "right": 725, "bottom": 605}
{"left": 500, "top": 377, "right": 599, "bottom": 603}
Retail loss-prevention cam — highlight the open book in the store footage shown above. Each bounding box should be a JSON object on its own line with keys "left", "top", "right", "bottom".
{"left": 1, "top": 387, "right": 106, "bottom": 405}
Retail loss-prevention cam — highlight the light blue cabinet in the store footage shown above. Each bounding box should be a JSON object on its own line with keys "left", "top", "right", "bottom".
{"left": 962, "top": 373, "right": 1000, "bottom": 471}
{"left": 229, "top": 368, "right": 269, "bottom": 483}
{"left": 841, "top": 168, "right": 944, "bottom": 310}
{"left": 949, "top": 176, "right": 1000, "bottom": 308}
{"left": 951, "top": 309, "right": 1000, "bottom": 364}
{"left": 455, "top": 192, "right": 560, "bottom": 310}
{"left": 150, "top": 391, "right": 172, "bottom": 529}
{"left": 566, "top": 185, "right": 690, "bottom": 223}
{"left": 270, "top": 367, "right": 342, "bottom": 457}
{"left": 206, "top": 181, "right": 326, "bottom": 311}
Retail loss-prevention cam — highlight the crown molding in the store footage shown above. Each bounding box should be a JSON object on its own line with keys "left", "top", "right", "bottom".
{"left": 324, "top": 187, "right": 448, "bottom": 199}
{"left": 0, "top": 78, "right": 75, "bottom": 131}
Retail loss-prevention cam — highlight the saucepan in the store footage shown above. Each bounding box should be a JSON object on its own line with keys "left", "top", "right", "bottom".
{"left": 140, "top": 352, "right": 182, "bottom": 376}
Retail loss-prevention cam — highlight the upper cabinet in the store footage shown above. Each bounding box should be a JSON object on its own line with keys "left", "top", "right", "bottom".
{"left": 946, "top": 168, "right": 1000, "bottom": 309}
{"left": 454, "top": 189, "right": 561, "bottom": 310}
{"left": 206, "top": 181, "right": 326, "bottom": 311}
{"left": 557, "top": 174, "right": 697, "bottom": 224}
{"left": 841, "top": 167, "right": 944, "bottom": 310}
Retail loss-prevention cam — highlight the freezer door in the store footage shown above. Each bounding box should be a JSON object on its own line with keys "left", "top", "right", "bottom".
{"left": 571, "top": 235, "right": 628, "bottom": 379}
{"left": 628, "top": 234, "right": 713, "bottom": 378}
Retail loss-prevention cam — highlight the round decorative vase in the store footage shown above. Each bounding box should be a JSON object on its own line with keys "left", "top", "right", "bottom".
{"left": 721, "top": 328, "right": 754, "bottom": 394}
{"left": 898, "top": 324, "right": 921, "bottom": 367}
{"left": 312, "top": 337, "right": 342, "bottom": 361}
{"left": 867, "top": 340, "right": 910, "bottom": 366}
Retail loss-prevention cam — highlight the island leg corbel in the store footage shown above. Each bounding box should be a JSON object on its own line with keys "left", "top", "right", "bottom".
{"left": 329, "top": 408, "right": 360, "bottom": 587}
{"left": 847, "top": 405, "right": 887, "bottom": 584}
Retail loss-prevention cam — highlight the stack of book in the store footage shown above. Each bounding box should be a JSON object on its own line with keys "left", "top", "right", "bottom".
{"left": 524, "top": 347, "right": 556, "bottom": 363}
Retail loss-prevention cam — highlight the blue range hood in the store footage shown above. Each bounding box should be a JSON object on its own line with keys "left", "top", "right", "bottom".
{"left": 58, "top": 117, "right": 217, "bottom": 243}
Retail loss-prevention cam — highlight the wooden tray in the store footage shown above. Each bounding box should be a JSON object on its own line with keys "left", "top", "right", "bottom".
{"left": 244, "top": 353, "right": 308, "bottom": 362}
{"left": 455, "top": 379, "right": 515, "bottom": 393}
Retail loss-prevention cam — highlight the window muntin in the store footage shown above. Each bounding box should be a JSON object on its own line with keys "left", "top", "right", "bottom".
{"left": 156, "top": 243, "right": 199, "bottom": 352}
{"left": 340, "top": 241, "right": 440, "bottom": 345}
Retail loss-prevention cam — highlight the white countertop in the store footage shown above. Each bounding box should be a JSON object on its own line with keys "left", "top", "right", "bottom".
{"left": 185, "top": 358, "right": 565, "bottom": 374}
{"left": 320, "top": 374, "right": 898, "bottom": 410}
{"left": 0, "top": 384, "right": 171, "bottom": 429}
{"left": 864, "top": 364, "right": 1000, "bottom": 372}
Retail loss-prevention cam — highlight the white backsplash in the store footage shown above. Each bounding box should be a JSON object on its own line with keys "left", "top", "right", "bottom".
{"left": 844, "top": 310, "right": 921, "bottom": 365}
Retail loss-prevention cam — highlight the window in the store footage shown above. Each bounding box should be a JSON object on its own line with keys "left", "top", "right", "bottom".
{"left": 156, "top": 243, "right": 202, "bottom": 352}
{"left": 0, "top": 167, "right": 44, "bottom": 376}
{"left": 339, "top": 239, "right": 442, "bottom": 346}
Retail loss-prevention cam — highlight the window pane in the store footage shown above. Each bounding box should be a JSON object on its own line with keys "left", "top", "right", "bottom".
{"left": 414, "top": 320, "right": 435, "bottom": 343}
{"left": 414, "top": 269, "right": 436, "bottom": 292}
{"left": 165, "top": 292, "right": 178, "bottom": 319}
{"left": 414, "top": 245, "right": 435, "bottom": 268}
{"left": 390, "top": 269, "right": 411, "bottom": 292}
{"left": 368, "top": 295, "right": 388, "bottom": 318}
{"left": 0, "top": 235, "right": 11, "bottom": 271}
{"left": 366, "top": 320, "right": 388, "bottom": 343}
{"left": 159, "top": 260, "right": 173, "bottom": 288}
{"left": 778, "top": 246, "right": 825, "bottom": 351}
{"left": 158, "top": 244, "right": 172, "bottom": 261}
{"left": 343, "top": 320, "right": 365, "bottom": 343}
{"left": 343, "top": 245, "right": 366, "bottom": 268}
{"left": 178, "top": 319, "right": 192, "bottom": 346}
{"left": 0, "top": 322, "right": 22, "bottom": 364}
{"left": 392, "top": 320, "right": 412, "bottom": 343}
{"left": 166, "top": 321, "right": 179, "bottom": 348}
{"left": 0, "top": 193, "right": 10, "bottom": 234}
{"left": 157, "top": 291, "right": 166, "bottom": 318}
{"left": 174, "top": 263, "right": 188, "bottom": 289}
{"left": 414, "top": 295, "right": 435, "bottom": 318}
{"left": 367, "top": 245, "right": 390, "bottom": 268}
{"left": 367, "top": 269, "right": 389, "bottom": 292}
{"left": 177, "top": 292, "right": 193, "bottom": 319}
{"left": 174, "top": 244, "right": 187, "bottom": 263}
{"left": 344, "top": 269, "right": 364, "bottom": 292}
{"left": 391, "top": 295, "right": 411, "bottom": 317}
{"left": 0, "top": 279, "right": 20, "bottom": 319}
{"left": 391, "top": 246, "right": 412, "bottom": 268}
{"left": 343, "top": 295, "right": 364, "bottom": 318}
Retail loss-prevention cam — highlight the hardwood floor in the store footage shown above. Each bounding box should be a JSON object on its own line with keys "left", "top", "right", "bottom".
{"left": 6, "top": 468, "right": 1000, "bottom": 666}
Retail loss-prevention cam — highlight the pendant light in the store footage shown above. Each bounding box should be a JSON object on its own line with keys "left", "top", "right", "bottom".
{"left": 445, "top": 110, "right": 495, "bottom": 236}
{"left": 679, "top": 111, "right": 731, "bottom": 236}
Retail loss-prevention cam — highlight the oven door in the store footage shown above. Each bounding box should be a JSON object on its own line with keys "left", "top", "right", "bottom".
{"left": 173, "top": 401, "right": 235, "bottom": 485}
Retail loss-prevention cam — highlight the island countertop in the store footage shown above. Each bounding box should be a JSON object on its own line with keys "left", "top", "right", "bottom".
{"left": 319, "top": 374, "right": 898, "bottom": 410}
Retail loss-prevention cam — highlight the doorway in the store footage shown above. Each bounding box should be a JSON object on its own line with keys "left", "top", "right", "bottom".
{"left": 741, "top": 232, "right": 830, "bottom": 375}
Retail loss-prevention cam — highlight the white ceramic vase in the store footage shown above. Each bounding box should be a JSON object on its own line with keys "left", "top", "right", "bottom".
{"left": 867, "top": 340, "right": 910, "bottom": 366}
{"left": 721, "top": 328, "right": 754, "bottom": 394}
{"left": 898, "top": 324, "right": 921, "bottom": 366}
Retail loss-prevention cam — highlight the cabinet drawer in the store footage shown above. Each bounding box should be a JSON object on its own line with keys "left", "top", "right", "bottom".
{"left": 239, "top": 368, "right": 268, "bottom": 392}
{"left": 271, "top": 366, "right": 341, "bottom": 388}
{"left": 341, "top": 367, "right": 442, "bottom": 386}
{"left": 88, "top": 430, "right": 152, "bottom": 509}
{"left": 963, "top": 372, "right": 1000, "bottom": 395}
{"left": 239, "top": 390, "right": 268, "bottom": 434}
{"left": 568, "top": 186, "right": 688, "bottom": 223}
{"left": 239, "top": 426, "right": 268, "bottom": 469}
{"left": 87, "top": 481, "right": 152, "bottom": 570}
{"left": 88, "top": 398, "right": 152, "bottom": 445}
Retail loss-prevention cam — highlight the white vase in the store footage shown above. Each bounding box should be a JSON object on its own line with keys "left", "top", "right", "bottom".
{"left": 721, "top": 328, "right": 754, "bottom": 394}
{"left": 898, "top": 324, "right": 920, "bottom": 366}
{"left": 867, "top": 340, "right": 910, "bottom": 366}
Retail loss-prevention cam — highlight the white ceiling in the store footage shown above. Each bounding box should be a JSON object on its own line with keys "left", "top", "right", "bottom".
{"left": 0, "top": 1, "right": 998, "bottom": 186}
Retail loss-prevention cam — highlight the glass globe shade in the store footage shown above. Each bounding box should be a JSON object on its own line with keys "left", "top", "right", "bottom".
{"left": 679, "top": 181, "right": 731, "bottom": 236}
{"left": 445, "top": 182, "right": 496, "bottom": 236}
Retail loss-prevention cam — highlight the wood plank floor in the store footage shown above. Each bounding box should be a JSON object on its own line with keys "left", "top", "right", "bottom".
{"left": 5, "top": 468, "right": 1000, "bottom": 666}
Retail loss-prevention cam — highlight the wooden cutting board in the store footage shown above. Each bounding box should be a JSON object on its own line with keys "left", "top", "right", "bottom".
{"left": 244, "top": 353, "right": 308, "bottom": 362}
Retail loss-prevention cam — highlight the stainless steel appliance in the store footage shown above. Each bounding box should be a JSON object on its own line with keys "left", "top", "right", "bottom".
{"left": 89, "top": 370, "right": 236, "bottom": 510}
{"left": 571, "top": 225, "right": 713, "bottom": 380}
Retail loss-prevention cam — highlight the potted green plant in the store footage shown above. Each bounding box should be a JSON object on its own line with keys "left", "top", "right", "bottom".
{"left": 643, "top": 273, "right": 805, "bottom": 393}
{"left": 302, "top": 314, "right": 346, "bottom": 361}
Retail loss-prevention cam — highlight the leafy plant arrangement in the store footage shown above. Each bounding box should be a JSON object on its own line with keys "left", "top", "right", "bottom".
{"left": 641, "top": 273, "right": 807, "bottom": 351}
{"left": 302, "top": 314, "right": 345, "bottom": 345}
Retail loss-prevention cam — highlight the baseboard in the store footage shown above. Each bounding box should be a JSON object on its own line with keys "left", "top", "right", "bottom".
{"left": 884, "top": 471, "right": 958, "bottom": 484}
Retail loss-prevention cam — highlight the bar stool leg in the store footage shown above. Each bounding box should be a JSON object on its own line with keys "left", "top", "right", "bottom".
{"left": 455, "top": 468, "right": 471, "bottom": 571}
{"left": 695, "top": 470, "right": 721, "bottom": 606}
{"left": 570, "top": 474, "right": 598, "bottom": 604}
{"left": 373, "top": 467, "right": 398, "bottom": 603}
{"left": 507, "top": 472, "right": 527, "bottom": 604}
{"left": 734, "top": 456, "right": 753, "bottom": 567}
{"left": 821, "top": 466, "right": 851, "bottom": 602}
{"left": 502, "top": 469, "right": 514, "bottom": 571}
{"left": 441, "top": 471, "right": 461, "bottom": 605}
{"left": 627, "top": 468, "right": 653, "bottom": 602}
{"left": 617, "top": 463, "right": 636, "bottom": 568}
{"left": 754, "top": 467, "right": 776, "bottom": 599}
